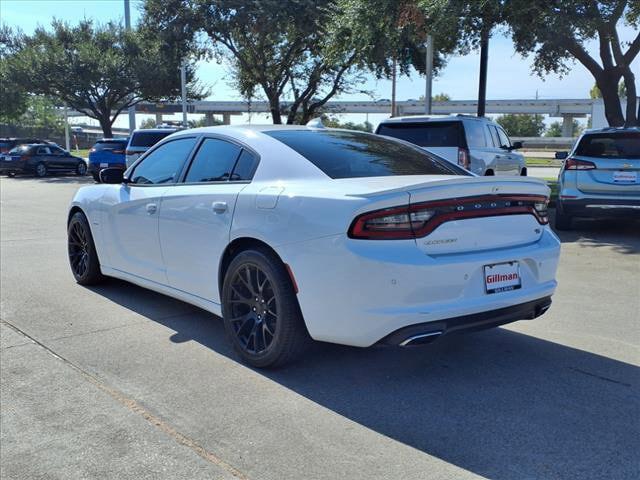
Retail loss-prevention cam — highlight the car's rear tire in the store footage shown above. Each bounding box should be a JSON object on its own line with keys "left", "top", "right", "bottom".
{"left": 35, "top": 162, "right": 47, "bottom": 177}
{"left": 554, "top": 204, "right": 572, "bottom": 230}
{"left": 221, "top": 247, "right": 308, "bottom": 368}
{"left": 484, "top": 169, "right": 495, "bottom": 176}
{"left": 67, "top": 211, "right": 104, "bottom": 285}
{"left": 76, "top": 162, "right": 87, "bottom": 176}
{"left": 520, "top": 167, "right": 527, "bottom": 176}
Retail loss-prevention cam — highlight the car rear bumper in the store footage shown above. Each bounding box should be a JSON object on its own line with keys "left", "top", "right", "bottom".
{"left": 378, "top": 296, "right": 552, "bottom": 346}
{"left": 277, "top": 228, "right": 560, "bottom": 347}
{"left": 560, "top": 197, "right": 640, "bottom": 218}
{"left": 87, "top": 162, "right": 126, "bottom": 175}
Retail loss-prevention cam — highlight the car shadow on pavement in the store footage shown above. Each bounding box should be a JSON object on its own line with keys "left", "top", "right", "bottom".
{"left": 2, "top": 174, "right": 95, "bottom": 185}
{"left": 88, "top": 278, "right": 639, "bottom": 480}
{"left": 549, "top": 211, "right": 640, "bottom": 255}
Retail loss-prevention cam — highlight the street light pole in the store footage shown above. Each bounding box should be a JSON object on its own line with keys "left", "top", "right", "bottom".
{"left": 424, "top": 35, "right": 434, "bottom": 114}
{"left": 124, "top": 0, "right": 136, "bottom": 133}
{"left": 181, "top": 62, "right": 188, "bottom": 127}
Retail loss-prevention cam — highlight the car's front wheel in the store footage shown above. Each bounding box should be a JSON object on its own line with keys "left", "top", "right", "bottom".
{"left": 221, "top": 247, "right": 308, "bottom": 368}
{"left": 67, "top": 211, "right": 104, "bottom": 285}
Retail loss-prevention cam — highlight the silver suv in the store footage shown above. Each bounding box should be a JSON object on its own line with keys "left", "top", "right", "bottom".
{"left": 376, "top": 115, "right": 526, "bottom": 176}
{"left": 554, "top": 127, "right": 640, "bottom": 229}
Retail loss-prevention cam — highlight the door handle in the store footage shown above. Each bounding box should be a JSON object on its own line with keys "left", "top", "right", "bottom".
{"left": 146, "top": 203, "right": 157, "bottom": 214}
{"left": 212, "top": 201, "right": 228, "bottom": 214}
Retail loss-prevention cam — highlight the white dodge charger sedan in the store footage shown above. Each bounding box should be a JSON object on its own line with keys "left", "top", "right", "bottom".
{"left": 67, "top": 125, "right": 560, "bottom": 367}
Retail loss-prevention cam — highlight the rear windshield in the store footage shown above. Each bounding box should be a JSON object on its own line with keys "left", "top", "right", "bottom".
{"left": 8, "top": 145, "right": 31, "bottom": 154}
{"left": 130, "top": 131, "right": 174, "bottom": 148}
{"left": 376, "top": 121, "right": 465, "bottom": 148}
{"left": 265, "top": 130, "right": 468, "bottom": 179}
{"left": 575, "top": 132, "right": 640, "bottom": 159}
{"left": 93, "top": 140, "right": 127, "bottom": 151}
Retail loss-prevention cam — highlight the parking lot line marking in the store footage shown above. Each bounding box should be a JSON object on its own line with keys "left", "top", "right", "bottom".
{"left": 0, "top": 320, "right": 250, "bottom": 480}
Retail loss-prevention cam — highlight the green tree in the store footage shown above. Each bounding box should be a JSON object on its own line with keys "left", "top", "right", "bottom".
{"left": 139, "top": 118, "right": 157, "bottom": 129}
{"left": 142, "top": 0, "right": 457, "bottom": 124}
{"left": 433, "top": 93, "right": 451, "bottom": 101}
{"left": 11, "top": 20, "right": 203, "bottom": 137}
{"left": 496, "top": 114, "right": 545, "bottom": 137}
{"left": 504, "top": 0, "right": 639, "bottom": 126}
{"left": 545, "top": 119, "right": 583, "bottom": 137}
{"left": 321, "top": 115, "right": 373, "bottom": 132}
{"left": 0, "top": 24, "right": 28, "bottom": 123}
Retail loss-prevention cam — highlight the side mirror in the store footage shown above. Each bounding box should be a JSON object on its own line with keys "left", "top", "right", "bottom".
{"left": 511, "top": 141, "right": 523, "bottom": 150}
{"left": 99, "top": 167, "right": 125, "bottom": 184}
{"left": 555, "top": 151, "right": 569, "bottom": 160}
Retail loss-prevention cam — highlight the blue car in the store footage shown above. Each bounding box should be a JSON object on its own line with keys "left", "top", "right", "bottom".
{"left": 88, "top": 138, "right": 129, "bottom": 181}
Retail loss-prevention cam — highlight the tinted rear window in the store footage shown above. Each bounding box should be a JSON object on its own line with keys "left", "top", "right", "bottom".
{"left": 93, "top": 140, "right": 127, "bottom": 151}
{"left": 131, "top": 131, "right": 174, "bottom": 148}
{"left": 265, "top": 130, "right": 467, "bottom": 179}
{"left": 575, "top": 132, "right": 640, "bottom": 159}
{"left": 376, "top": 121, "right": 465, "bottom": 148}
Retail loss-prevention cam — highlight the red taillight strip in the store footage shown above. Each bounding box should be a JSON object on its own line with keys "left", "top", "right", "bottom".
{"left": 349, "top": 194, "right": 549, "bottom": 240}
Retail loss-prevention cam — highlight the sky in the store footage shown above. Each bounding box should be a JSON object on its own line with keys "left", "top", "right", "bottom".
{"left": 2, "top": 0, "right": 639, "bottom": 128}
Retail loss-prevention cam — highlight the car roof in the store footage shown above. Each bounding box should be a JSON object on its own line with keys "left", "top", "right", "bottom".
{"left": 378, "top": 114, "right": 489, "bottom": 124}
{"left": 96, "top": 137, "right": 128, "bottom": 142}
{"left": 582, "top": 126, "right": 640, "bottom": 135}
{"left": 132, "top": 128, "right": 181, "bottom": 134}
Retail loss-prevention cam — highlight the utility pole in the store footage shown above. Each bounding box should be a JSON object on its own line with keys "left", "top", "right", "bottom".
{"left": 181, "top": 62, "right": 188, "bottom": 127}
{"left": 477, "top": 27, "right": 489, "bottom": 117}
{"left": 64, "top": 106, "right": 70, "bottom": 151}
{"left": 391, "top": 57, "right": 397, "bottom": 117}
{"left": 424, "top": 35, "right": 434, "bottom": 114}
{"left": 124, "top": 0, "right": 136, "bottom": 133}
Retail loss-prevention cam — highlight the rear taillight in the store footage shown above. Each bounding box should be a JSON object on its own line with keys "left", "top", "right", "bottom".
{"left": 111, "top": 149, "right": 125, "bottom": 154}
{"left": 564, "top": 158, "right": 596, "bottom": 170}
{"left": 125, "top": 150, "right": 134, "bottom": 156}
{"left": 458, "top": 148, "right": 470, "bottom": 169}
{"left": 349, "top": 194, "right": 549, "bottom": 240}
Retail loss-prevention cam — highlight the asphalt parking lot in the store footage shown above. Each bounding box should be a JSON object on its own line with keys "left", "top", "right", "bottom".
{"left": 1, "top": 175, "right": 639, "bottom": 480}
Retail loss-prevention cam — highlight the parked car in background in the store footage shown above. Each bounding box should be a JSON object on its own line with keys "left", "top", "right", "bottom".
{"left": 554, "top": 127, "right": 640, "bottom": 229}
{"left": 0, "top": 143, "right": 87, "bottom": 177}
{"left": 88, "top": 138, "right": 129, "bottom": 181}
{"left": 68, "top": 124, "right": 558, "bottom": 368}
{"left": 70, "top": 126, "right": 84, "bottom": 134}
{"left": 125, "top": 127, "right": 181, "bottom": 167}
{"left": 376, "top": 115, "right": 526, "bottom": 176}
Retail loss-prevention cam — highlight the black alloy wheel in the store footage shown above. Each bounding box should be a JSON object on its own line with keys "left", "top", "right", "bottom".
{"left": 67, "top": 212, "right": 104, "bottom": 285}
{"left": 228, "top": 264, "right": 278, "bottom": 355}
{"left": 222, "top": 248, "right": 308, "bottom": 368}
{"left": 76, "top": 161, "right": 87, "bottom": 176}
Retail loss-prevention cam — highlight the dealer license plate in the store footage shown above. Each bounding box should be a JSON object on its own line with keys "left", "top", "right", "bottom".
{"left": 484, "top": 262, "right": 521, "bottom": 294}
{"left": 613, "top": 171, "right": 637, "bottom": 183}
{"left": 100, "top": 162, "right": 109, "bottom": 168}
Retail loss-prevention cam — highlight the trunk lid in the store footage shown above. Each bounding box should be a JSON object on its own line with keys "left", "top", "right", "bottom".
{"left": 575, "top": 156, "right": 640, "bottom": 195}
{"left": 343, "top": 175, "right": 549, "bottom": 255}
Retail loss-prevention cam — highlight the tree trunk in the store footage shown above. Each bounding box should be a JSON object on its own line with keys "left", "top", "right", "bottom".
{"left": 98, "top": 115, "right": 113, "bottom": 138}
{"left": 597, "top": 74, "right": 625, "bottom": 127}
{"left": 267, "top": 94, "right": 282, "bottom": 124}
{"left": 621, "top": 66, "right": 638, "bottom": 126}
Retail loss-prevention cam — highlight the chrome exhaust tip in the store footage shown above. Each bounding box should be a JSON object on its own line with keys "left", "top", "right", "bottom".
{"left": 399, "top": 331, "right": 443, "bottom": 347}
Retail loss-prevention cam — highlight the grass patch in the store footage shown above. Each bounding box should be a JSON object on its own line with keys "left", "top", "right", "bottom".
{"left": 70, "top": 148, "right": 91, "bottom": 158}
{"left": 543, "top": 177, "right": 558, "bottom": 206}
{"left": 525, "top": 157, "right": 562, "bottom": 167}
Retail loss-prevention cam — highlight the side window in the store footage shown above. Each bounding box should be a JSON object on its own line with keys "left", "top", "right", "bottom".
{"left": 496, "top": 127, "right": 511, "bottom": 148}
{"left": 185, "top": 138, "right": 242, "bottom": 183}
{"left": 130, "top": 137, "right": 196, "bottom": 185}
{"left": 231, "top": 150, "right": 259, "bottom": 181}
{"left": 488, "top": 126, "right": 501, "bottom": 148}
{"left": 485, "top": 126, "right": 496, "bottom": 147}
{"left": 463, "top": 121, "right": 486, "bottom": 148}
{"left": 37, "top": 146, "right": 51, "bottom": 155}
